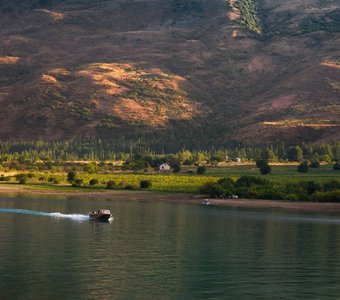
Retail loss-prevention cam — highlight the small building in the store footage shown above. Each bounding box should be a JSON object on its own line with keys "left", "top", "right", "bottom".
{"left": 159, "top": 163, "right": 171, "bottom": 171}
{"left": 235, "top": 157, "right": 242, "bottom": 163}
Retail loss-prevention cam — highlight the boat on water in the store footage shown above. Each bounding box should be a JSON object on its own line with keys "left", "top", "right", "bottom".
{"left": 202, "top": 199, "right": 210, "bottom": 206}
{"left": 89, "top": 209, "right": 113, "bottom": 221}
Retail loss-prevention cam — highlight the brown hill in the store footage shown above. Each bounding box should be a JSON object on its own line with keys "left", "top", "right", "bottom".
{"left": 0, "top": 0, "right": 339, "bottom": 146}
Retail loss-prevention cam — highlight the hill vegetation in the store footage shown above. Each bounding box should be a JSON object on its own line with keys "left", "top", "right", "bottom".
{"left": 0, "top": 0, "right": 339, "bottom": 145}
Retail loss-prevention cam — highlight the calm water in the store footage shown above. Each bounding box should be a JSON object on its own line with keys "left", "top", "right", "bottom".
{"left": 0, "top": 196, "right": 340, "bottom": 300}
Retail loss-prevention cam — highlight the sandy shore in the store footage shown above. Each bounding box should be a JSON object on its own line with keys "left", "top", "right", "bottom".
{"left": 1, "top": 183, "right": 340, "bottom": 213}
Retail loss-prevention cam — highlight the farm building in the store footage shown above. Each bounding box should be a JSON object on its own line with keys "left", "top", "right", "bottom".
{"left": 159, "top": 163, "right": 171, "bottom": 171}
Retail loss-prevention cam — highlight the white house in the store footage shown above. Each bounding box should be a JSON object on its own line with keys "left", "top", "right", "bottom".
{"left": 159, "top": 163, "right": 171, "bottom": 171}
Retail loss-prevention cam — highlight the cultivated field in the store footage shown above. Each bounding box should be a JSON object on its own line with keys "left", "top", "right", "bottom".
{"left": 2, "top": 164, "right": 338, "bottom": 194}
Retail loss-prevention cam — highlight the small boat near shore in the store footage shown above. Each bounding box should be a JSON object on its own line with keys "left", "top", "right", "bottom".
{"left": 202, "top": 199, "right": 210, "bottom": 206}
{"left": 89, "top": 209, "right": 113, "bottom": 221}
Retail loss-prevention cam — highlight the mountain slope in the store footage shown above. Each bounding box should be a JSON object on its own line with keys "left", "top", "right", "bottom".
{"left": 0, "top": 0, "right": 339, "bottom": 146}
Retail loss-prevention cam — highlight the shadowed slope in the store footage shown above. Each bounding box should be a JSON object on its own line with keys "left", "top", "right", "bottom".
{"left": 0, "top": 0, "right": 339, "bottom": 145}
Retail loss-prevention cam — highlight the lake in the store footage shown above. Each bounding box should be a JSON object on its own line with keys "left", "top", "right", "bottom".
{"left": 0, "top": 196, "right": 339, "bottom": 299}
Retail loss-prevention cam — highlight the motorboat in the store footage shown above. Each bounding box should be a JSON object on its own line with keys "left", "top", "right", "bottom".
{"left": 89, "top": 209, "right": 113, "bottom": 221}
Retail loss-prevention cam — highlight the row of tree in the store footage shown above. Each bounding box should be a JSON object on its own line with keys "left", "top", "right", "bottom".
{"left": 0, "top": 139, "right": 339, "bottom": 163}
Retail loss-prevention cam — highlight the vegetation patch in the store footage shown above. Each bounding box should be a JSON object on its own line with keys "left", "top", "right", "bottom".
{"left": 171, "top": 0, "right": 203, "bottom": 20}
{"left": 230, "top": 0, "right": 262, "bottom": 34}
{"left": 200, "top": 175, "right": 340, "bottom": 202}
{"left": 300, "top": 11, "right": 340, "bottom": 33}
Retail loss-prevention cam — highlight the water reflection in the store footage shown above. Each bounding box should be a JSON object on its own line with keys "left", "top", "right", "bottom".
{"left": 0, "top": 197, "right": 339, "bottom": 299}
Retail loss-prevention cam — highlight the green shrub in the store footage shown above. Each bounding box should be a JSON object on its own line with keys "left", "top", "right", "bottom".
{"left": 217, "top": 177, "right": 235, "bottom": 197}
{"left": 259, "top": 164, "right": 271, "bottom": 175}
{"left": 323, "top": 180, "right": 340, "bottom": 191}
{"left": 89, "top": 178, "right": 99, "bottom": 186}
{"left": 310, "top": 161, "right": 320, "bottom": 168}
{"left": 16, "top": 174, "right": 28, "bottom": 184}
{"left": 210, "top": 155, "right": 224, "bottom": 164}
{"left": 67, "top": 171, "right": 77, "bottom": 183}
{"left": 85, "top": 162, "right": 98, "bottom": 174}
{"left": 183, "top": 159, "right": 194, "bottom": 165}
{"left": 256, "top": 159, "right": 267, "bottom": 168}
{"left": 140, "top": 180, "right": 152, "bottom": 189}
{"left": 199, "top": 182, "right": 222, "bottom": 197}
{"left": 311, "top": 190, "right": 340, "bottom": 202}
{"left": 235, "top": 176, "right": 267, "bottom": 187}
{"left": 333, "top": 161, "right": 340, "bottom": 170}
{"left": 285, "top": 182, "right": 304, "bottom": 194}
{"left": 72, "top": 179, "right": 83, "bottom": 187}
{"left": 233, "top": 0, "right": 262, "bottom": 33}
{"left": 297, "top": 161, "right": 310, "bottom": 173}
{"left": 301, "top": 181, "right": 321, "bottom": 195}
{"left": 285, "top": 193, "right": 300, "bottom": 201}
{"left": 106, "top": 181, "right": 116, "bottom": 189}
{"left": 172, "top": 163, "right": 181, "bottom": 173}
{"left": 196, "top": 166, "right": 207, "bottom": 174}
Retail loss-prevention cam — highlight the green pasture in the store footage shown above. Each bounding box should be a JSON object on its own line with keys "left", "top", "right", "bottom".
{"left": 198, "top": 164, "right": 339, "bottom": 182}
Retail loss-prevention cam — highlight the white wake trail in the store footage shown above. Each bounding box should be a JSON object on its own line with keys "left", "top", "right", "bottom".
{"left": 0, "top": 208, "right": 89, "bottom": 221}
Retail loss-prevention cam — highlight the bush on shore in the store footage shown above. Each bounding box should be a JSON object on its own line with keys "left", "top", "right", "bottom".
{"left": 199, "top": 175, "right": 340, "bottom": 202}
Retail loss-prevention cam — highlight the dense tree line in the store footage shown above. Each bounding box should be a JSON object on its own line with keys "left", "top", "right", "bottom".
{"left": 0, "top": 139, "right": 339, "bottom": 163}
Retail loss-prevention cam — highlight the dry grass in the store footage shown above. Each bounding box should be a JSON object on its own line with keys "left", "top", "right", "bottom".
{"left": 0, "top": 56, "right": 20, "bottom": 64}
{"left": 35, "top": 9, "right": 64, "bottom": 21}
{"left": 78, "top": 63, "right": 200, "bottom": 126}
{"left": 261, "top": 121, "right": 338, "bottom": 128}
{"left": 41, "top": 74, "right": 60, "bottom": 86}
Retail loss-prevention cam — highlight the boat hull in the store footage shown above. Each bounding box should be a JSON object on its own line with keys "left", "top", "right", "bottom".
{"left": 89, "top": 214, "right": 112, "bottom": 221}
{"left": 89, "top": 209, "right": 113, "bottom": 222}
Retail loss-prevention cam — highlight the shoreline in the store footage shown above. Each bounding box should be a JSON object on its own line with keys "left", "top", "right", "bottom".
{"left": 0, "top": 184, "right": 340, "bottom": 214}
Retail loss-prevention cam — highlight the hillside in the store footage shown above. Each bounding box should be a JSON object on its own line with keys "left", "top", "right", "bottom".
{"left": 0, "top": 0, "right": 339, "bottom": 147}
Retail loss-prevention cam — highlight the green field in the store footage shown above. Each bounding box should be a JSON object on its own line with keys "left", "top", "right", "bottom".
{"left": 202, "top": 164, "right": 339, "bottom": 182}
{"left": 77, "top": 173, "right": 216, "bottom": 193}
{"left": 2, "top": 164, "right": 339, "bottom": 195}
{"left": 14, "top": 173, "right": 218, "bottom": 193}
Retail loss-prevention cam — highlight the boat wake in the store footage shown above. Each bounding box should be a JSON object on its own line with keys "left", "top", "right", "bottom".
{"left": 0, "top": 208, "right": 89, "bottom": 221}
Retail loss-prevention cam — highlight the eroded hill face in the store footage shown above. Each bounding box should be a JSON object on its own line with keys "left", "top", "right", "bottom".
{"left": 0, "top": 0, "right": 339, "bottom": 145}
